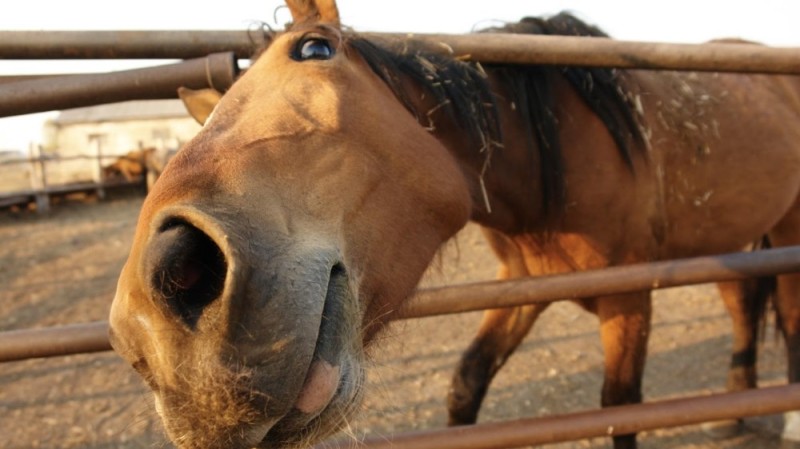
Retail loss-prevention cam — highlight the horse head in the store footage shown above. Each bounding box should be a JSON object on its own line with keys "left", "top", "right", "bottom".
{"left": 108, "top": 1, "right": 471, "bottom": 447}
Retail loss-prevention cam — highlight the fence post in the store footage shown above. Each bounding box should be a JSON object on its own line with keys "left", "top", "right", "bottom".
{"left": 90, "top": 134, "right": 106, "bottom": 200}
{"left": 28, "top": 142, "right": 50, "bottom": 214}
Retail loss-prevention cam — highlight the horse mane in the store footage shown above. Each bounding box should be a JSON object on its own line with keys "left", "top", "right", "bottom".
{"left": 346, "top": 36, "right": 503, "bottom": 163}
{"left": 353, "top": 13, "right": 647, "bottom": 221}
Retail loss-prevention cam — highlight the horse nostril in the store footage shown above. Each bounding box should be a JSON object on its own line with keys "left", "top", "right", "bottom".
{"left": 145, "top": 218, "right": 227, "bottom": 329}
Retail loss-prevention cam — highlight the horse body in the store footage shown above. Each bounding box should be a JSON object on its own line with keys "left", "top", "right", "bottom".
{"left": 102, "top": 148, "right": 155, "bottom": 183}
{"left": 470, "top": 69, "right": 800, "bottom": 256}
{"left": 108, "top": 1, "right": 800, "bottom": 448}
{"left": 445, "top": 64, "right": 800, "bottom": 446}
{"left": 102, "top": 147, "right": 176, "bottom": 191}
{"left": 638, "top": 71, "right": 800, "bottom": 257}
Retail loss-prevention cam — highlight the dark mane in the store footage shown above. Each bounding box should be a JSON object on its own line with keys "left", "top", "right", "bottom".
{"left": 346, "top": 36, "right": 503, "bottom": 163}
{"left": 348, "top": 12, "right": 646, "bottom": 222}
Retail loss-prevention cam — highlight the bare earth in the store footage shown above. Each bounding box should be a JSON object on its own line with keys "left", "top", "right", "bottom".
{"left": 0, "top": 191, "right": 790, "bottom": 449}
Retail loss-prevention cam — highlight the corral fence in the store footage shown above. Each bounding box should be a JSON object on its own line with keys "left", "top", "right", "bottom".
{"left": 0, "top": 49, "right": 239, "bottom": 212}
{"left": 0, "top": 147, "right": 149, "bottom": 211}
{"left": 1, "top": 29, "right": 800, "bottom": 448}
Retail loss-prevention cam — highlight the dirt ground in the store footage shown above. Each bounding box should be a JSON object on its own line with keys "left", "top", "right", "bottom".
{"left": 0, "top": 190, "right": 791, "bottom": 449}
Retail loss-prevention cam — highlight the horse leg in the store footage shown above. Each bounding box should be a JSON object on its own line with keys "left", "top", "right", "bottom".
{"left": 447, "top": 300, "right": 549, "bottom": 425}
{"left": 597, "top": 291, "right": 652, "bottom": 449}
{"left": 772, "top": 269, "right": 800, "bottom": 448}
{"left": 771, "top": 271, "right": 800, "bottom": 448}
{"left": 768, "top": 211, "right": 800, "bottom": 448}
{"left": 701, "top": 279, "right": 764, "bottom": 436}
{"left": 447, "top": 228, "right": 551, "bottom": 425}
{"left": 720, "top": 279, "right": 765, "bottom": 391}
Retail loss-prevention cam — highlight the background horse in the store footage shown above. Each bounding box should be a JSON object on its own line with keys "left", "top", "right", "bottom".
{"left": 102, "top": 146, "right": 177, "bottom": 191}
{"left": 108, "top": 1, "right": 800, "bottom": 448}
{"left": 102, "top": 148, "right": 154, "bottom": 184}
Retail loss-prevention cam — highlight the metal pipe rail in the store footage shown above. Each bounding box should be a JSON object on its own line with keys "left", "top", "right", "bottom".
{"left": 403, "top": 244, "right": 800, "bottom": 319}
{"left": 0, "top": 30, "right": 269, "bottom": 59}
{"left": 0, "top": 74, "right": 86, "bottom": 84}
{"left": 0, "top": 153, "right": 148, "bottom": 166}
{"left": 316, "top": 384, "right": 800, "bottom": 449}
{"left": 0, "top": 30, "right": 798, "bottom": 74}
{"left": 0, "top": 321, "right": 109, "bottom": 362}
{"left": 373, "top": 33, "right": 800, "bottom": 74}
{"left": 0, "top": 52, "right": 239, "bottom": 118}
{"left": 2, "top": 245, "right": 799, "bottom": 363}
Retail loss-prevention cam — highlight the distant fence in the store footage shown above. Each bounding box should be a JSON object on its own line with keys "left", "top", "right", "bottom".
{"left": 0, "top": 148, "right": 147, "bottom": 212}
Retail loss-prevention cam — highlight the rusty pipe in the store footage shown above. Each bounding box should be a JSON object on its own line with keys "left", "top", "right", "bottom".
{"left": 0, "top": 52, "right": 239, "bottom": 117}
{"left": 371, "top": 32, "right": 800, "bottom": 74}
{"left": 2, "top": 246, "right": 800, "bottom": 362}
{"left": 0, "top": 30, "right": 268, "bottom": 59}
{"left": 0, "top": 30, "right": 798, "bottom": 74}
{"left": 316, "top": 384, "right": 800, "bottom": 449}
{"left": 0, "top": 74, "right": 83, "bottom": 84}
{"left": 401, "top": 244, "right": 800, "bottom": 319}
{"left": 0, "top": 321, "right": 110, "bottom": 362}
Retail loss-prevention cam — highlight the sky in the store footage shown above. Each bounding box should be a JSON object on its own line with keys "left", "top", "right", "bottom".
{"left": 1, "top": 0, "right": 798, "bottom": 151}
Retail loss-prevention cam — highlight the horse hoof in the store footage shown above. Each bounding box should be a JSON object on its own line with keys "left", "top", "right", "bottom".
{"left": 700, "top": 419, "right": 742, "bottom": 438}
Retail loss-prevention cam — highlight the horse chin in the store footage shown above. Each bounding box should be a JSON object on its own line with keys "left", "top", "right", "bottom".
{"left": 154, "top": 330, "right": 364, "bottom": 449}
{"left": 257, "top": 354, "right": 364, "bottom": 448}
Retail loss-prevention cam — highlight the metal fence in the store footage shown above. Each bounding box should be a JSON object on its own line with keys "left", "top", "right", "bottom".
{"left": 1, "top": 29, "right": 799, "bottom": 449}
{"left": 0, "top": 151, "right": 148, "bottom": 211}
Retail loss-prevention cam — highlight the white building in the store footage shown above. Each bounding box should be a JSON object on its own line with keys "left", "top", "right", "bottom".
{"left": 40, "top": 99, "right": 201, "bottom": 185}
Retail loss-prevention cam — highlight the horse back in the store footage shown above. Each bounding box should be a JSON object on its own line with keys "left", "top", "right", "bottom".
{"left": 631, "top": 70, "right": 800, "bottom": 258}
{"left": 484, "top": 69, "right": 800, "bottom": 275}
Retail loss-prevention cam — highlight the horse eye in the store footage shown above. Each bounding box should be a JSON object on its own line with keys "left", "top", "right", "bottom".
{"left": 294, "top": 38, "right": 334, "bottom": 61}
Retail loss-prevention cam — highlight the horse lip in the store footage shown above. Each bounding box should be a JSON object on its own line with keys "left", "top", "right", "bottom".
{"left": 243, "top": 421, "right": 277, "bottom": 448}
{"left": 310, "top": 262, "right": 350, "bottom": 363}
{"left": 293, "top": 261, "right": 351, "bottom": 412}
{"left": 257, "top": 262, "right": 356, "bottom": 446}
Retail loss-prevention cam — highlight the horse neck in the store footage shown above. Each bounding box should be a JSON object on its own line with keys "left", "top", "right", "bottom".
{"left": 348, "top": 36, "right": 560, "bottom": 234}
{"left": 419, "top": 71, "right": 565, "bottom": 235}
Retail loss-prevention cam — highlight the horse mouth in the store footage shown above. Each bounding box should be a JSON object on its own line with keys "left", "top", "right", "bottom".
{"left": 259, "top": 357, "right": 359, "bottom": 448}
{"left": 255, "top": 263, "right": 363, "bottom": 448}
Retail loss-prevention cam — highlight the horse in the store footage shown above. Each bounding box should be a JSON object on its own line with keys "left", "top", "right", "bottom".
{"left": 102, "top": 146, "right": 177, "bottom": 191}
{"left": 102, "top": 148, "right": 154, "bottom": 183}
{"left": 107, "top": 1, "right": 800, "bottom": 448}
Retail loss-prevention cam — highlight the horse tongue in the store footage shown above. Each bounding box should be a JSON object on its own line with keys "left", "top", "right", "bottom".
{"left": 294, "top": 360, "right": 341, "bottom": 415}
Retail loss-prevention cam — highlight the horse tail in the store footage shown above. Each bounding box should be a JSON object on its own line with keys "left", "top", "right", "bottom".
{"left": 748, "top": 235, "right": 779, "bottom": 341}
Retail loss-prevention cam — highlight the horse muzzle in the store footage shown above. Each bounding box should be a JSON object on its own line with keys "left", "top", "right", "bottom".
{"left": 109, "top": 204, "right": 364, "bottom": 449}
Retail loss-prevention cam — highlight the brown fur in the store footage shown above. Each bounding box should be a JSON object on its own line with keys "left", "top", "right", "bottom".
{"left": 102, "top": 148, "right": 154, "bottom": 182}
{"left": 102, "top": 147, "right": 175, "bottom": 191}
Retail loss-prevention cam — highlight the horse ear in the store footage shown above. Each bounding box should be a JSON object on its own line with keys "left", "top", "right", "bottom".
{"left": 177, "top": 87, "right": 223, "bottom": 126}
{"left": 285, "top": 0, "right": 340, "bottom": 26}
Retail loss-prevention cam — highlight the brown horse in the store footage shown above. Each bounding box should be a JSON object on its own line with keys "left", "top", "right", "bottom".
{"left": 102, "top": 148, "right": 155, "bottom": 183}
{"left": 102, "top": 147, "right": 177, "bottom": 191}
{"left": 108, "top": 1, "right": 800, "bottom": 448}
